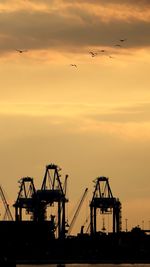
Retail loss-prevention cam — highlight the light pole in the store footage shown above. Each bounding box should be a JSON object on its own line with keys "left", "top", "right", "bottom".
{"left": 125, "top": 218, "right": 128, "bottom": 232}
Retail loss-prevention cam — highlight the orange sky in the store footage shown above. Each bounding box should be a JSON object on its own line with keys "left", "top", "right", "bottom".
{"left": 0, "top": 0, "right": 150, "bottom": 234}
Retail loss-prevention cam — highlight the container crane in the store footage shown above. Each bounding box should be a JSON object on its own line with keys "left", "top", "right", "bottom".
{"left": 13, "top": 177, "right": 36, "bottom": 221}
{"left": 36, "top": 164, "right": 68, "bottom": 239}
{"left": 90, "top": 176, "right": 122, "bottom": 235}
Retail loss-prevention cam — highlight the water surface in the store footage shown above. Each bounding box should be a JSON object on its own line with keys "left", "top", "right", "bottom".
{"left": 17, "top": 264, "right": 150, "bottom": 267}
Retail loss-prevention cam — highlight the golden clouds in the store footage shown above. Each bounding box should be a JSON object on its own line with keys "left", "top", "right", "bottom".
{"left": 0, "top": 0, "right": 149, "bottom": 57}
{"left": 61, "top": 2, "right": 150, "bottom": 23}
{"left": 1, "top": 0, "right": 150, "bottom": 23}
{"left": 0, "top": 0, "right": 49, "bottom": 12}
{"left": 0, "top": 102, "right": 150, "bottom": 142}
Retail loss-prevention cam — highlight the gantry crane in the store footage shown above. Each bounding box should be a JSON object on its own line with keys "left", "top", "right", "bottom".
{"left": 35, "top": 164, "right": 68, "bottom": 238}
{"left": 90, "top": 176, "right": 122, "bottom": 234}
{"left": 13, "top": 177, "right": 36, "bottom": 221}
{"left": 13, "top": 165, "right": 68, "bottom": 239}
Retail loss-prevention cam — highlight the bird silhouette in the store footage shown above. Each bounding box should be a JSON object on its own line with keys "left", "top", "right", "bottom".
{"left": 114, "top": 44, "right": 122, "bottom": 47}
{"left": 16, "top": 49, "right": 28, "bottom": 53}
{"left": 120, "top": 39, "right": 127, "bottom": 42}
{"left": 70, "top": 64, "right": 77, "bottom": 68}
{"left": 89, "top": 51, "right": 97, "bottom": 57}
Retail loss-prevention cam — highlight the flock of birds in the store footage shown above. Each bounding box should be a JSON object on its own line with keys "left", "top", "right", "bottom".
{"left": 16, "top": 38, "right": 127, "bottom": 68}
{"left": 69, "top": 38, "right": 127, "bottom": 68}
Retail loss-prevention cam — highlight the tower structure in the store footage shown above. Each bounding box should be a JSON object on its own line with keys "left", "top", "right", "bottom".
{"left": 14, "top": 177, "right": 36, "bottom": 221}
{"left": 36, "top": 164, "right": 68, "bottom": 238}
{"left": 90, "top": 176, "right": 122, "bottom": 235}
{"left": 13, "top": 164, "right": 68, "bottom": 239}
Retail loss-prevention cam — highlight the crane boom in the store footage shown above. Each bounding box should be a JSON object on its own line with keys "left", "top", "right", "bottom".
{"left": 68, "top": 188, "right": 88, "bottom": 235}
{"left": 0, "top": 185, "right": 13, "bottom": 221}
{"left": 63, "top": 174, "right": 68, "bottom": 196}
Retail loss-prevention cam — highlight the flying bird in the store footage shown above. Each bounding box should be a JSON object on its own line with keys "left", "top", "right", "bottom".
{"left": 16, "top": 49, "right": 28, "bottom": 53}
{"left": 70, "top": 64, "right": 77, "bottom": 68}
{"left": 120, "top": 39, "right": 127, "bottom": 42}
{"left": 89, "top": 51, "right": 97, "bottom": 57}
{"left": 114, "top": 44, "right": 122, "bottom": 47}
{"left": 99, "top": 49, "right": 106, "bottom": 52}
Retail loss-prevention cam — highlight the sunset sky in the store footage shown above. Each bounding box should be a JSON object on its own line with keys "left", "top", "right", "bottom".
{"left": 0, "top": 0, "right": 150, "bottom": 233}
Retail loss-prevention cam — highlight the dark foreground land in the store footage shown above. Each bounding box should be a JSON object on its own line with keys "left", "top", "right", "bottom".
{"left": 1, "top": 222, "right": 150, "bottom": 265}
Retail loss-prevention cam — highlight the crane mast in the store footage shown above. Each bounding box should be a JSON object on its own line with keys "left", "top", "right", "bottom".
{"left": 0, "top": 185, "right": 13, "bottom": 221}
{"left": 68, "top": 187, "right": 88, "bottom": 235}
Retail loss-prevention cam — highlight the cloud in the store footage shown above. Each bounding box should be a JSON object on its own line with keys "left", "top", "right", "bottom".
{"left": 100, "top": 0, "right": 150, "bottom": 6}
{"left": 88, "top": 102, "right": 150, "bottom": 123}
{"left": 0, "top": 1, "right": 149, "bottom": 56}
{"left": 0, "top": 101, "right": 150, "bottom": 123}
{"left": 64, "top": 0, "right": 150, "bottom": 7}
{"left": 0, "top": 102, "right": 150, "bottom": 142}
